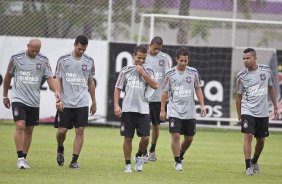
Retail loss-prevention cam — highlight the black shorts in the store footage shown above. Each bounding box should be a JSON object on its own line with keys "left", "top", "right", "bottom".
{"left": 169, "top": 117, "right": 196, "bottom": 136}
{"left": 56, "top": 107, "right": 89, "bottom": 129}
{"left": 149, "top": 102, "right": 166, "bottom": 125}
{"left": 240, "top": 114, "right": 269, "bottom": 138}
{"left": 11, "top": 102, "right": 39, "bottom": 126}
{"left": 120, "top": 112, "right": 150, "bottom": 138}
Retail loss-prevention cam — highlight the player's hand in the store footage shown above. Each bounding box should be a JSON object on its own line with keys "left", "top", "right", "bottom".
{"left": 136, "top": 65, "right": 146, "bottom": 76}
{"left": 200, "top": 106, "right": 206, "bottom": 117}
{"left": 56, "top": 101, "right": 64, "bottom": 112}
{"left": 3, "top": 97, "right": 10, "bottom": 109}
{"left": 114, "top": 105, "right": 122, "bottom": 118}
{"left": 160, "top": 110, "right": 166, "bottom": 121}
{"left": 90, "top": 102, "right": 97, "bottom": 115}
{"left": 274, "top": 109, "right": 280, "bottom": 120}
{"left": 54, "top": 92, "right": 61, "bottom": 103}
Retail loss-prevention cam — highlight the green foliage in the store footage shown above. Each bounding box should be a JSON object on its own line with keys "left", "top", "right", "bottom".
{"left": 0, "top": 123, "right": 282, "bottom": 184}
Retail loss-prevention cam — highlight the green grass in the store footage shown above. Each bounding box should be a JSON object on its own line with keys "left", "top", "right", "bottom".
{"left": 0, "top": 122, "right": 281, "bottom": 184}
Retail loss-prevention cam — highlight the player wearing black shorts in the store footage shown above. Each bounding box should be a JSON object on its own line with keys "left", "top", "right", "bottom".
{"left": 114, "top": 45, "right": 158, "bottom": 172}
{"left": 55, "top": 35, "right": 96, "bottom": 169}
{"left": 3, "top": 38, "right": 59, "bottom": 169}
{"left": 160, "top": 47, "right": 206, "bottom": 171}
{"left": 235, "top": 48, "right": 279, "bottom": 176}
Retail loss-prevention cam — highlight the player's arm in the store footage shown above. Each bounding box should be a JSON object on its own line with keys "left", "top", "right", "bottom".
{"left": 88, "top": 77, "right": 97, "bottom": 115}
{"left": 160, "top": 91, "right": 168, "bottom": 121}
{"left": 195, "top": 87, "right": 206, "bottom": 117}
{"left": 136, "top": 65, "right": 158, "bottom": 89}
{"left": 236, "top": 94, "right": 242, "bottom": 121}
{"left": 3, "top": 72, "right": 13, "bottom": 109}
{"left": 54, "top": 77, "right": 64, "bottom": 112}
{"left": 114, "top": 87, "right": 122, "bottom": 118}
{"left": 47, "top": 77, "right": 61, "bottom": 102}
{"left": 268, "top": 85, "right": 279, "bottom": 119}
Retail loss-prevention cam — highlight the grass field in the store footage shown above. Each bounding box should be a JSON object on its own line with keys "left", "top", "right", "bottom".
{"left": 0, "top": 121, "right": 281, "bottom": 184}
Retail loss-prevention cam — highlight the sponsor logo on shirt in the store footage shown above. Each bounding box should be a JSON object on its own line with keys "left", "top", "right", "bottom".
{"left": 155, "top": 72, "right": 163, "bottom": 81}
{"left": 173, "top": 86, "right": 192, "bottom": 97}
{"left": 246, "top": 85, "right": 267, "bottom": 97}
{"left": 18, "top": 71, "right": 39, "bottom": 84}
{"left": 127, "top": 76, "right": 144, "bottom": 88}
{"left": 65, "top": 73, "right": 87, "bottom": 87}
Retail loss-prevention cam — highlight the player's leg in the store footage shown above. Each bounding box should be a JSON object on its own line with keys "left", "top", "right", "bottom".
{"left": 251, "top": 117, "right": 269, "bottom": 173}
{"left": 69, "top": 107, "right": 88, "bottom": 168}
{"left": 180, "top": 119, "right": 196, "bottom": 161}
{"left": 241, "top": 115, "right": 256, "bottom": 175}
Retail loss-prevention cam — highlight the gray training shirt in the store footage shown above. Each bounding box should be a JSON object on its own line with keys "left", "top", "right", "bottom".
{"left": 163, "top": 66, "right": 201, "bottom": 119}
{"left": 144, "top": 51, "right": 170, "bottom": 102}
{"left": 115, "top": 65, "right": 155, "bottom": 114}
{"left": 7, "top": 51, "right": 53, "bottom": 107}
{"left": 55, "top": 53, "right": 95, "bottom": 108}
{"left": 235, "top": 64, "right": 274, "bottom": 117}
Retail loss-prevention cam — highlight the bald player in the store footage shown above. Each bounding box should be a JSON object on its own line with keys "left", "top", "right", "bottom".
{"left": 3, "top": 38, "right": 59, "bottom": 169}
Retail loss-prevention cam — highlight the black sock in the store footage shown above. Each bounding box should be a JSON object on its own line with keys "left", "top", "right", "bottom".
{"left": 57, "top": 145, "right": 64, "bottom": 153}
{"left": 17, "top": 151, "right": 24, "bottom": 158}
{"left": 71, "top": 154, "right": 79, "bottom": 163}
{"left": 251, "top": 154, "right": 259, "bottom": 164}
{"left": 125, "top": 160, "right": 131, "bottom": 165}
{"left": 180, "top": 151, "right": 185, "bottom": 160}
{"left": 174, "top": 156, "right": 181, "bottom": 164}
{"left": 149, "top": 144, "right": 156, "bottom": 153}
{"left": 135, "top": 151, "right": 143, "bottom": 157}
{"left": 23, "top": 153, "right": 27, "bottom": 159}
{"left": 245, "top": 159, "right": 251, "bottom": 169}
{"left": 142, "top": 149, "right": 148, "bottom": 156}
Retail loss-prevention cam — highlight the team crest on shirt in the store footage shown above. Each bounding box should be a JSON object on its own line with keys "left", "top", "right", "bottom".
{"left": 260, "top": 74, "right": 266, "bottom": 81}
{"left": 243, "top": 119, "right": 248, "bottom": 128}
{"left": 170, "top": 119, "right": 175, "bottom": 128}
{"left": 186, "top": 76, "right": 192, "bottom": 83}
{"left": 14, "top": 108, "right": 19, "bottom": 117}
{"left": 159, "top": 60, "right": 165, "bottom": 66}
{"left": 82, "top": 64, "right": 87, "bottom": 71}
{"left": 36, "top": 63, "right": 42, "bottom": 70}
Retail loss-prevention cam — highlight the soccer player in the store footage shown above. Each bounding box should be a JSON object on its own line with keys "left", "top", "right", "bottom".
{"left": 235, "top": 48, "right": 279, "bottom": 176}
{"left": 2, "top": 38, "right": 59, "bottom": 169}
{"left": 160, "top": 47, "right": 206, "bottom": 171}
{"left": 114, "top": 45, "right": 158, "bottom": 173}
{"left": 55, "top": 35, "right": 96, "bottom": 169}
{"left": 142, "top": 36, "right": 170, "bottom": 162}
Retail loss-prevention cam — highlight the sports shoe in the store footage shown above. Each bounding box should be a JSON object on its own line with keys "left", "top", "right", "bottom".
{"left": 24, "top": 159, "right": 30, "bottom": 169}
{"left": 175, "top": 162, "right": 183, "bottom": 171}
{"left": 17, "top": 158, "right": 27, "bottom": 169}
{"left": 142, "top": 154, "right": 149, "bottom": 163}
{"left": 251, "top": 162, "right": 260, "bottom": 174}
{"left": 69, "top": 162, "right": 80, "bottom": 169}
{"left": 245, "top": 167, "right": 253, "bottom": 176}
{"left": 124, "top": 164, "right": 132, "bottom": 173}
{"left": 57, "top": 152, "right": 64, "bottom": 166}
{"left": 149, "top": 152, "right": 157, "bottom": 161}
{"left": 134, "top": 156, "right": 143, "bottom": 172}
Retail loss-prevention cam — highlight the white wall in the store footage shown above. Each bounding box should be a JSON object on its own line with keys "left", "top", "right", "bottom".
{"left": 0, "top": 36, "right": 108, "bottom": 120}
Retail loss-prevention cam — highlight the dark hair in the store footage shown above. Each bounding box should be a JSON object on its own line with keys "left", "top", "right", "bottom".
{"left": 176, "top": 47, "right": 190, "bottom": 59}
{"left": 243, "top": 48, "right": 256, "bottom": 58}
{"left": 74, "top": 35, "right": 88, "bottom": 46}
{"left": 150, "top": 36, "right": 163, "bottom": 45}
{"left": 133, "top": 45, "right": 147, "bottom": 55}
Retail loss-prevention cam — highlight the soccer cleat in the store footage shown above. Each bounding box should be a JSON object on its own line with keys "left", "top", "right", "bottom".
{"left": 134, "top": 156, "right": 143, "bottom": 172}
{"left": 251, "top": 162, "right": 260, "bottom": 174}
{"left": 149, "top": 152, "right": 157, "bottom": 161}
{"left": 69, "top": 162, "right": 80, "bottom": 169}
{"left": 245, "top": 167, "right": 254, "bottom": 176}
{"left": 142, "top": 154, "right": 149, "bottom": 163}
{"left": 124, "top": 164, "right": 132, "bottom": 173}
{"left": 17, "top": 158, "right": 27, "bottom": 169}
{"left": 175, "top": 162, "right": 183, "bottom": 171}
{"left": 57, "top": 152, "right": 64, "bottom": 166}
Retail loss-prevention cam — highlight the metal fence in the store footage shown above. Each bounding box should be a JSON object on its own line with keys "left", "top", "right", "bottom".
{"left": 0, "top": 0, "right": 282, "bottom": 48}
